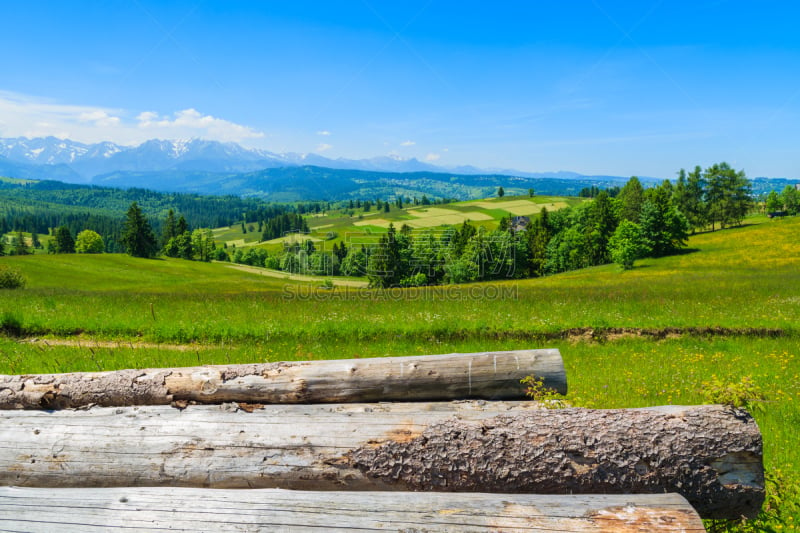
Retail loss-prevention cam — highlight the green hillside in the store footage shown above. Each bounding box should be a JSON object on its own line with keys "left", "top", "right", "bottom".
{"left": 1, "top": 215, "right": 799, "bottom": 529}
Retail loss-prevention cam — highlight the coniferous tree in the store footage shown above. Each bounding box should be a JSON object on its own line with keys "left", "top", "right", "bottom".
{"left": 704, "top": 162, "right": 751, "bottom": 230}
{"left": 585, "top": 191, "right": 617, "bottom": 265}
{"left": 121, "top": 202, "right": 158, "bottom": 258}
{"left": 683, "top": 166, "right": 708, "bottom": 232}
{"left": 640, "top": 184, "right": 689, "bottom": 257}
{"left": 176, "top": 215, "right": 189, "bottom": 236}
{"left": 526, "top": 207, "right": 551, "bottom": 277}
{"left": 14, "top": 231, "right": 31, "bottom": 255}
{"left": 161, "top": 209, "right": 178, "bottom": 247}
{"left": 53, "top": 226, "right": 75, "bottom": 253}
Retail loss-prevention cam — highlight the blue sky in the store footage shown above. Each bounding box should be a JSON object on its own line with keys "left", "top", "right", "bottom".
{"left": 1, "top": 1, "right": 798, "bottom": 178}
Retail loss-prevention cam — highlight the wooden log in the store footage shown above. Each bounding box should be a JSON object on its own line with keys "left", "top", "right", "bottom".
{"left": 0, "top": 349, "right": 565, "bottom": 409}
{"left": 0, "top": 486, "right": 706, "bottom": 532}
{"left": 0, "top": 402, "right": 762, "bottom": 519}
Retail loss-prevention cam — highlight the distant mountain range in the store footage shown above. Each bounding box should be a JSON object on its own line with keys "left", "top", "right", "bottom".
{"left": 0, "top": 136, "right": 791, "bottom": 201}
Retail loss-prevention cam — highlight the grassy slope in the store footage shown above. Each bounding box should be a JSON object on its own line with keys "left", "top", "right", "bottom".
{"left": 1, "top": 214, "right": 799, "bottom": 528}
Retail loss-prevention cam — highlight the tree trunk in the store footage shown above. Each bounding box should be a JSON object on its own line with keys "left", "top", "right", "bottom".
{"left": 0, "top": 402, "right": 762, "bottom": 519}
{"left": 0, "top": 486, "right": 705, "bottom": 532}
{"left": 0, "top": 349, "right": 565, "bottom": 410}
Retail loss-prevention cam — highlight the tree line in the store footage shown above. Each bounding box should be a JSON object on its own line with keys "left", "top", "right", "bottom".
{"left": 228, "top": 163, "right": 755, "bottom": 283}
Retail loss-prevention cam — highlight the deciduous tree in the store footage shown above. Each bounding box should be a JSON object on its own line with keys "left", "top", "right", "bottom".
{"left": 781, "top": 185, "right": 798, "bottom": 215}
{"left": 75, "top": 230, "right": 104, "bottom": 254}
{"left": 616, "top": 177, "right": 645, "bottom": 223}
{"left": 609, "top": 220, "right": 647, "bottom": 270}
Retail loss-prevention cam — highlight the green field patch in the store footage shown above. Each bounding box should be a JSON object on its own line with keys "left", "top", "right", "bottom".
{"left": 503, "top": 201, "right": 569, "bottom": 216}
{"left": 406, "top": 207, "right": 466, "bottom": 217}
{"left": 403, "top": 212, "right": 492, "bottom": 228}
{"left": 263, "top": 233, "right": 322, "bottom": 245}
{"left": 353, "top": 218, "right": 392, "bottom": 227}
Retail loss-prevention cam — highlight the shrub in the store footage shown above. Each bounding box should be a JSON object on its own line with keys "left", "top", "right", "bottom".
{"left": 0, "top": 311, "right": 23, "bottom": 335}
{"left": 0, "top": 265, "right": 26, "bottom": 289}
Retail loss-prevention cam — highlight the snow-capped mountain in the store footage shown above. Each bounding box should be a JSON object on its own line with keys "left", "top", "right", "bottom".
{"left": 0, "top": 136, "right": 651, "bottom": 191}
{"left": 0, "top": 137, "right": 293, "bottom": 180}
{"left": 0, "top": 136, "right": 458, "bottom": 183}
{"left": 0, "top": 137, "right": 96, "bottom": 165}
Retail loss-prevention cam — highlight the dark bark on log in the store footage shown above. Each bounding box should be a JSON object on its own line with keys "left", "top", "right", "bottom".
{"left": 0, "top": 349, "right": 565, "bottom": 409}
{"left": 0, "top": 486, "right": 706, "bottom": 532}
{"left": 0, "top": 402, "right": 762, "bottom": 519}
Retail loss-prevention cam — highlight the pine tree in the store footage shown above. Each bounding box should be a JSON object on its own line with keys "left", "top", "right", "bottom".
{"left": 54, "top": 226, "right": 75, "bottom": 253}
{"left": 176, "top": 215, "right": 189, "bottom": 235}
{"left": 161, "top": 209, "right": 177, "bottom": 247}
{"left": 526, "top": 207, "right": 551, "bottom": 277}
{"left": 121, "top": 202, "right": 158, "bottom": 258}
{"left": 14, "top": 231, "right": 30, "bottom": 255}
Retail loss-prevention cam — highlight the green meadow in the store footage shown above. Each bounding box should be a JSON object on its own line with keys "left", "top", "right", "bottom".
{"left": 1, "top": 214, "right": 799, "bottom": 530}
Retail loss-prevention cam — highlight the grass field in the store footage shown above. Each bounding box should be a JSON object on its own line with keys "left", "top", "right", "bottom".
{"left": 1, "top": 214, "right": 799, "bottom": 530}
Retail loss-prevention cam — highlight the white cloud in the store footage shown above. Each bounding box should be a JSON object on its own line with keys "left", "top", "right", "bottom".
{"left": 316, "top": 130, "right": 331, "bottom": 136}
{"left": 78, "top": 110, "right": 121, "bottom": 127}
{"left": 0, "top": 90, "right": 264, "bottom": 145}
{"left": 400, "top": 140, "right": 416, "bottom": 147}
{"left": 425, "top": 153, "right": 441, "bottom": 162}
{"left": 136, "top": 108, "right": 264, "bottom": 142}
{"left": 316, "top": 143, "right": 333, "bottom": 152}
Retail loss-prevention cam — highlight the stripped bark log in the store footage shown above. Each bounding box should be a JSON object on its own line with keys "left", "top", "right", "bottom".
{"left": 0, "top": 402, "right": 762, "bottom": 519}
{"left": 0, "top": 349, "right": 565, "bottom": 409}
{"left": 0, "top": 487, "right": 706, "bottom": 532}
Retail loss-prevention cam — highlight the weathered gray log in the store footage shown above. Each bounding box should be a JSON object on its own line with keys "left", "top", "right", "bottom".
{"left": 0, "top": 349, "right": 565, "bottom": 409}
{"left": 0, "top": 402, "right": 762, "bottom": 519}
{"left": 0, "top": 487, "right": 706, "bottom": 532}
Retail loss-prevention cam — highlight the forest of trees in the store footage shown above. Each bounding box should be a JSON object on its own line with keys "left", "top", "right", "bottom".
{"left": 228, "top": 163, "right": 756, "bottom": 284}
{"left": 0, "top": 180, "right": 318, "bottom": 254}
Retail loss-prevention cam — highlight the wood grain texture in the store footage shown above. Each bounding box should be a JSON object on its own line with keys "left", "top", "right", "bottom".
{"left": 0, "top": 487, "right": 706, "bottom": 532}
{"left": 0, "top": 402, "right": 762, "bottom": 518}
{"left": 0, "top": 349, "right": 565, "bottom": 409}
